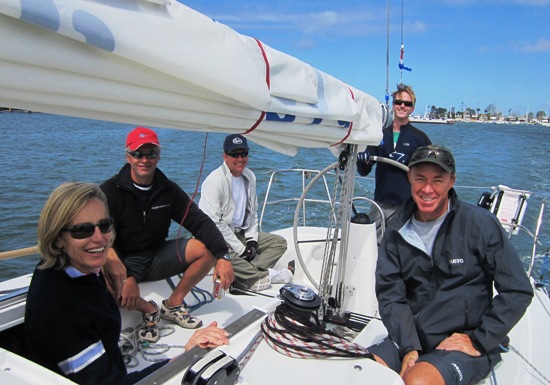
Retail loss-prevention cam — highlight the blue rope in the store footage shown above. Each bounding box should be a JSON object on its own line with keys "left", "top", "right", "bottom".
{"left": 166, "top": 275, "right": 214, "bottom": 312}
{"left": 185, "top": 286, "right": 214, "bottom": 311}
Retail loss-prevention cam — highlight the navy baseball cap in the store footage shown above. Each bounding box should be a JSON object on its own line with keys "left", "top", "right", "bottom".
{"left": 223, "top": 134, "right": 249, "bottom": 152}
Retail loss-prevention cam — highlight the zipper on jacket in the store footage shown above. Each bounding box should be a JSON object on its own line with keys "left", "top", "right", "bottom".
{"left": 143, "top": 210, "right": 146, "bottom": 223}
{"left": 464, "top": 297, "right": 470, "bottom": 329}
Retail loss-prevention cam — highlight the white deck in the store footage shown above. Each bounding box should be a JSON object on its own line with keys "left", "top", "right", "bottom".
{"left": 1, "top": 225, "right": 549, "bottom": 384}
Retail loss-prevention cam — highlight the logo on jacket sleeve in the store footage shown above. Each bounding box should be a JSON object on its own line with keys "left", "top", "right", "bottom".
{"left": 449, "top": 258, "right": 464, "bottom": 264}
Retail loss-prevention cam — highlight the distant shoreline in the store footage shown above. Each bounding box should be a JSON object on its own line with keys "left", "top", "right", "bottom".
{"left": 0, "top": 108, "right": 34, "bottom": 113}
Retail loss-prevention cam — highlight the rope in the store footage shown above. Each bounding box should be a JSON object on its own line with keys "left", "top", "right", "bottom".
{"left": 185, "top": 285, "right": 215, "bottom": 311}
{"left": 165, "top": 275, "right": 215, "bottom": 312}
{"left": 384, "top": 0, "right": 390, "bottom": 106}
{"left": 118, "top": 325, "right": 185, "bottom": 367}
{"left": 176, "top": 133, "right": 210, "bottom": 263}
{"left": 260, "top": 304, "right": 374, "bottom": 360}
{"left": 236, "top": 331, "right": 264, "bottom": 371}
{"left": 398, "top": 0, "right": 412, "bottom": 80}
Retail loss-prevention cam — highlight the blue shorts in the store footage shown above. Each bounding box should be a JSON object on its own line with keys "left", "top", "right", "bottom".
{"left": 368, "top": 337, "right": 497, "bottom": 385}
{"left": 123, "top": 239, "right": 191, "bottom": 282}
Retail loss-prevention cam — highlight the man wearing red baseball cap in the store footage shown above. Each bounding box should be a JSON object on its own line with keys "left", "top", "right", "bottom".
{"left": 101, "top": 127, "right": 234, "bottom": 343}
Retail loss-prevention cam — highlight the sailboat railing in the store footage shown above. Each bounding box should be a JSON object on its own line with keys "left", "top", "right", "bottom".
{"left": 0, "top": 246, "right": 39, "bottom": 261}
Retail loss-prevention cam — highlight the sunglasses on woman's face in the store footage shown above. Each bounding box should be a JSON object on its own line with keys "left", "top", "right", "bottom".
{"left": 61, "top": 218, "right": 114, "bottom": 239}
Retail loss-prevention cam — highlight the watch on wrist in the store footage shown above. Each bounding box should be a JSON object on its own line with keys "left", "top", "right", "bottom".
{"left": 221, "top": 253, "right": 232, "bottom": 261}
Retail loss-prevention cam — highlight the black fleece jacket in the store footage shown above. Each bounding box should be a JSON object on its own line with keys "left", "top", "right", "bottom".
{"left": 357, "top": 122, "right": 431, "bottom": 205}
{"left": 101, "top": 164, "right": 227, "bottom": 261}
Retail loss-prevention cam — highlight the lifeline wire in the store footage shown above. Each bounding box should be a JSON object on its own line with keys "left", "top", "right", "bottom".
{"left": 506, "top": 344, "right": 550, "bottom": 385}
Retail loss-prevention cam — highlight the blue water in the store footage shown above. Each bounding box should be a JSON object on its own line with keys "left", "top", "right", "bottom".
{"left": 1, "top": 112, "right": 549, "bottom": 284}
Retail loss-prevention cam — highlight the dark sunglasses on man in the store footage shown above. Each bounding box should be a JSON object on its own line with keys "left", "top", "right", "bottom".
{"left": 126, "top": 150, "right": 160, "bottom": 160}
{"left": 225, "top": 150, "right": 249, "bottom": 159}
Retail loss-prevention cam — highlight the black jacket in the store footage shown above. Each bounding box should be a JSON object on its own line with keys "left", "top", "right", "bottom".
{"left": 100, "top": 164, "right": 227, "bottom": 260}
{"left": 25, "top": 267, "right": 165, "bottom": 384}
{"left": 377, "top": 189, "right": 533, "bottom": 363}
{"left": 357, "top": 122, "right": 431, "bottom": 205}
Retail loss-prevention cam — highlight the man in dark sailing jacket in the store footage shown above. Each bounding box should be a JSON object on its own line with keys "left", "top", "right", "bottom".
{"left": 101, "top": 127, "right": 234, "bottom": 343}
{"left": 368, "top": 145, "right": 533, "bottom": 385}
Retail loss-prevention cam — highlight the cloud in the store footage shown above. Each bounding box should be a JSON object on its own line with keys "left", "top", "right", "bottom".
{"left": 211, "top": 9, "right": 386, "bottom": 40}
{"left": 519, "top": 38, "right": 550, "bottom": 52}
{"left": 405, "top": 20, "right": 427, "bottom": 34}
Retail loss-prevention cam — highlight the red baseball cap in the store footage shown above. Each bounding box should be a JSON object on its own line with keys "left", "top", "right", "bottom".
{"left": 126, "top": 127, "right": 160, "bottom": 151}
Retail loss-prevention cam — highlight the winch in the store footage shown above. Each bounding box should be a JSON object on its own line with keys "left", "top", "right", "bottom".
{"left": 278, "top": 284, "right": 321, "bottom": 320}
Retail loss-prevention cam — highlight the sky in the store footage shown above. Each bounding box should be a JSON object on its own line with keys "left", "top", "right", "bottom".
{"left": 180, "top": 0, "right": 550, "bottom": 117}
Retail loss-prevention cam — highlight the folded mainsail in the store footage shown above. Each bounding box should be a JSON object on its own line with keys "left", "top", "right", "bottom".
{"left": 0, "top": 0, "right": 385, "bottom": 154}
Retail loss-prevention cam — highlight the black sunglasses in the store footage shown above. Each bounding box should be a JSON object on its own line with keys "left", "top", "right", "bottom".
{"left": 127, "top": 150, "right": 159, "bottom": 160}
{"left": 410, "top": 147, "right": 455, "bottom": 172}
{"left": 62, "top": 218, "right": 114, "bottom": 239}
{"left": 225, "top": 150, "right": 249, "bottom": 158}
{"left": 393, "top": 99, "right": 414, "bottom": 107}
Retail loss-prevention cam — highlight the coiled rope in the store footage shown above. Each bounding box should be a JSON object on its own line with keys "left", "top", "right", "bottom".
{"left": 118, "top": 325, "right": 185, "bottom": 368}
{"left": 260, "top": 303, "right": 374, "bottom": 360}
{"left": 166, "top": 276, "right": 215, "bottom": 312}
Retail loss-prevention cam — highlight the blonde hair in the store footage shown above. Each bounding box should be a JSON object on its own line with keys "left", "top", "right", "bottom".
{"left": 37, "top": 182, "right": 110, "bottom": 270}
{"left": 392, "top": 84, "right": 416, "bottom": 107}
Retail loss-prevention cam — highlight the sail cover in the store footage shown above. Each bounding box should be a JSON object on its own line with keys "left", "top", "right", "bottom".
{"left": 0, "top": 0, "right": 385, "bottom": 155}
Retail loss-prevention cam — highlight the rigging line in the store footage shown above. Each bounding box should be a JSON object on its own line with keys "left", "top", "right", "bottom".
{"left": 507, "top": 344, "right": 550, "bottom": 384}
{"left": 176, "top": 132, "right": 209, "bottom": 263}
{"left": 385, "top": 0, "right": 390, "bottom": 106}
{"left": 398, "top": 0, "right": 412, "bottom": 80}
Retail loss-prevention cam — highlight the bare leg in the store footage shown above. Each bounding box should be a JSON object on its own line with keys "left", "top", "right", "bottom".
{"left": 165, "top": 238, "right": 216, "bottom": 307}
{"left": 403, "top": 362, "right": 445, "bottom": 385}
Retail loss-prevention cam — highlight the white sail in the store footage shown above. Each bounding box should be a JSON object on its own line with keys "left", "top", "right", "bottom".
{"left": 0, "top": 0, "right": 386, "bottom": 155}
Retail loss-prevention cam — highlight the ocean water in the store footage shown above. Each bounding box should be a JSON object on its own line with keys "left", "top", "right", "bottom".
{"left": 1, "top": 112, "right": 549, "bottom": 284}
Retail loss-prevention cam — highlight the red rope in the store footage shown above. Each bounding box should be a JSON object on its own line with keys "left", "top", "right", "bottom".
{"left": 242, "top": 38, "right": 270, "bottom": 135}
{"left": 176, "top": 133, "right": 209, "bottom": 263}
{"left": 330, "top": 86, "right": 355, "bottom": 147}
